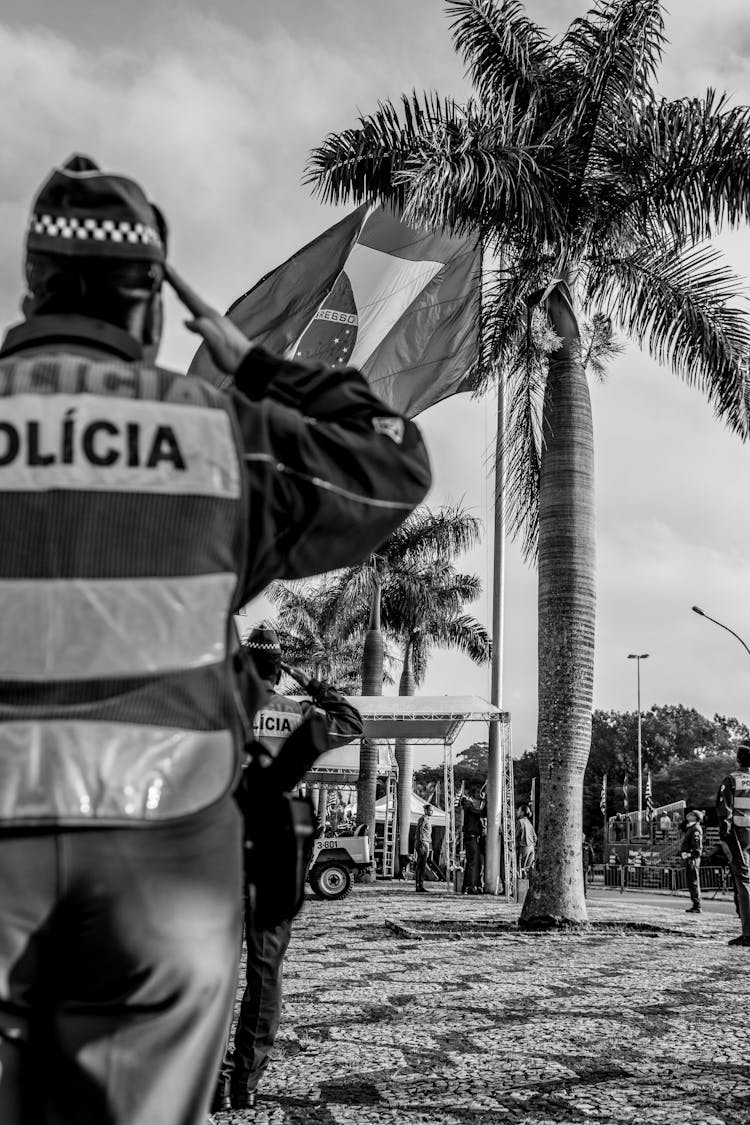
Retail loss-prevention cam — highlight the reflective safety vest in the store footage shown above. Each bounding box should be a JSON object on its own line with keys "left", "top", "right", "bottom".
{"left": 730, "top": 770, "right": 750, "bottom": 829}
{"left": 0, "top": 352, "right": 246, "bottom": 824}
{"left": 253, "top": 691, "right": 305, "bottom": 757}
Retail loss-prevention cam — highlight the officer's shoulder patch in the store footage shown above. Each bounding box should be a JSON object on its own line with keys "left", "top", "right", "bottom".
{"left": 372, "top": 416, "right": 405, "bottom": 445}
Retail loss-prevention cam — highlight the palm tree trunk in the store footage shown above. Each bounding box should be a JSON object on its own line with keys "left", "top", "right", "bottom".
{"left": 395, "top": 637, "right": 416, "bottom": 869}
{"left": 357, "top": 576, "right": 383, "bottom": 871}
{"left": 520, "top": 280, "right": 594, "bottom": 928}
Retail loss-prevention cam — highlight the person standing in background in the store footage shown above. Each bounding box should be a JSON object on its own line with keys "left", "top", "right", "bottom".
{"left": 414, "top": 804, "right": 434, "bottom": 892}
{"left": 582, "top": 834, "right": 595, "bottom": 897}
{"left": 680, "top": 810, "right": 705, "bottom": 914}
{"left": 459, "top": 785, "right": 487, "bottom": 895}
{"left": 516, "top": 806, "right": 537, "bottom": 877}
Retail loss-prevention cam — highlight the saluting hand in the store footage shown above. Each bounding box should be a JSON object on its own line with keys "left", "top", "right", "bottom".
{"left": 165, "top": 264, "right": 254, "bottom": 375}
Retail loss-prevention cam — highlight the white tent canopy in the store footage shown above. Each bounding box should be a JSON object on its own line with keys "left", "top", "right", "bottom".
{"left": 347, "top": 694, "right": 503, "bottom": 744}
{"left": 304, "top": 694, "right": 503, "bottom": 785}
{"left": 375, "top": 790, "right": 446, "bottom": 827}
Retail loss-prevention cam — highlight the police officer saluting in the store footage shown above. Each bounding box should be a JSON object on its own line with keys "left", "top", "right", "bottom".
{"left": 214, "top": 625, "right": 362, "bottom": 1112}
{"left": 0, "top": 155, "right": 431, "bottom": 1125}
{"left": 717, "top": 741, "right": 750, "bottom": 947}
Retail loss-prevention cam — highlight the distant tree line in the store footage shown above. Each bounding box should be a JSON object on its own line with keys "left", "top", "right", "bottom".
{"left": 413, "top": 705, "right": 749, "bottom": 835}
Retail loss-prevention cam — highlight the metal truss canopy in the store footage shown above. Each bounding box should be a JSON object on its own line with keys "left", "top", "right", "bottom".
{"left": 345, "top": 695, "right": 505, "bottom": 746}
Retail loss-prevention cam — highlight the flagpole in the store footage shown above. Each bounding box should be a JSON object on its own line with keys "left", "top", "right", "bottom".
{"left": 483, "top": 366, "right": 506, "bottom": 895}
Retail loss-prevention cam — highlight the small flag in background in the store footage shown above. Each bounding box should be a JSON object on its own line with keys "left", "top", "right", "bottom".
{"left": 623, "top": 774, "right": 629, "bottom": 813}
{"left": 189, "top": 204, "right": 482, "bottom": 418}
{"left": 645, "top": 771, "right": 654, "bottom": 821}
{"left": 600, "top": 773, "right": 607, "bottom": 816}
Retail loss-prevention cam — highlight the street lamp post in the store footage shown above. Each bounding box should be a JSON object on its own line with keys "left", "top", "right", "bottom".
{"left": 627, "top": 653, "right": 649, "bottom": 832}
{"left": 691, "top": 606, "right": 750, "bottom": 659}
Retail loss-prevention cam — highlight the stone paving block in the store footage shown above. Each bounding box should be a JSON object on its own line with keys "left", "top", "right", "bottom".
{"left": 214, "top": 885, "right": 750, "bottom": 1124}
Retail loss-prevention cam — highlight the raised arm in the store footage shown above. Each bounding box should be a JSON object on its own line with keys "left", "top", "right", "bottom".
{"left": 229, "top": 349, "right": 431, "bottom": 600}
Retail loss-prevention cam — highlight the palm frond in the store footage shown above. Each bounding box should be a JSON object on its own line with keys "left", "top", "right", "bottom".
{"left": 561, "top": 0, "right": 665, "bottom": 123}
{"left": 560, "top": 0, "right": 665, "bottom": 222}
{"left": 501, "top": 303, "right": 559, "bottom": 561}
{"left": 578, "top": 313, "right": 625, "bottom": 381}
{"left": 441, "top": 614, "right": 492, "bottom": 664}
{"left": 306, "top": 91, "right": 560, "bottom": 244}
{"left": 399, "top": 101, "right": 554, "bottom": 239}
{"left": 588, "top": 240, "right": 750, "bottom": 437}
{"left": 446, "top": 0, "right": 553, "bottom": 107}
{"left": 605, "top": 92, "right": 750, "bottom": 246}
{"left": 306, "top": 91, "right": 467, "bottom": 210}
{"left": 266, "top": 581, "right": 320, "bottom": 636}
{"left": 468, "top": 262, "right": 534, "bottom": 394}
{"left": 386, "top": 503, "right": 483, "bottom": 565}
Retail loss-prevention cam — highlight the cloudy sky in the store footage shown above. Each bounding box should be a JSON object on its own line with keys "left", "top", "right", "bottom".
{"left": 2, "top": 0, "right": 750, "bottom": 765}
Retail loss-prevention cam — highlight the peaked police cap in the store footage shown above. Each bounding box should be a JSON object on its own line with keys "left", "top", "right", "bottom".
{"left": 26, "top": 154, "right": 166, "bottom": 264}
{"left": 244, "top": 627, "right": 282, "bottom": 655}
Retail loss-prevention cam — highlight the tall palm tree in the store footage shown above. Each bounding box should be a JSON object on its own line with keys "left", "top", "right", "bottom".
{"left": 383, "top": 562, "right": 491, "bottom": 864}
{"left": 307, "top": 0, "right": 750, "bottom": 925}
{"left": 267, "top": 578, "right": 394, "bottom": 693}
{"left": 341, "top": 504, "right": 483, "bottom": 845}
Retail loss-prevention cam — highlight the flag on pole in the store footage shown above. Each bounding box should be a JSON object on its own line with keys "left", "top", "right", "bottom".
{"left": 189, "top": 204, "right": 482, "bottom": 418}
{"left": 622, "top": 773, "right": 629, "bottom": 813}
{"left": 600, "top": 773, "right": 607, "bottom": 816}
{"left": 645, "top": 771, "right": 654, "bottom": 821}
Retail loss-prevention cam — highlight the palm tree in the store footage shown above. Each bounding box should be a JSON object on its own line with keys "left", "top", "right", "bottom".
{"left": 307, "top": 0, "right": 750, "bottom": 925}
{"left": 340, "top": 504, "right": 483, "bottom": 845}
{"left": 382, "top": 561, "right": 491, "bottom": 866}
{"left": 266, "top": 578, "right": 395, "bottom": 693}
{"left": 266, "top": 579, "right": 363, "bottom": 692}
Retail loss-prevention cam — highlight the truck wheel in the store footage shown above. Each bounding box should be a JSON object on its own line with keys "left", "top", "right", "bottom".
{"left": 310, "top": 862, "right": 353, "bottom": 901}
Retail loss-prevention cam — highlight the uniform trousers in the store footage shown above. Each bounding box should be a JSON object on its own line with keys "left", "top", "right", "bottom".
{"left": 414, "top": 845, "right": 430, "bottom": 889}
{"left": 0, "top": 798, "right": 243, "bottom": 1125}
{"left": 219, "top": 904, "right": 292, "bottom": 1097}
{"left": 517, "top": 845, "right": 535, "bottom": 877}
{"left": 685, "top": 857, "right": 701, "bottom": 908}
{"left": 725, "top": 826, "right": 750, "bottom": 937}
{"left": 462, "top": 835, "right": 482, "bottom": 892}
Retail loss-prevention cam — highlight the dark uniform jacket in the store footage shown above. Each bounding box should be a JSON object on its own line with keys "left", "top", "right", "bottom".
{"left": 460, "top": 795, "right": 486, "bottom": 838}
{"left": 253, "top": 685, "right": 362, "bottom": 759}
{"left": 680, "top": 823, "right": 703, "bottom": 860}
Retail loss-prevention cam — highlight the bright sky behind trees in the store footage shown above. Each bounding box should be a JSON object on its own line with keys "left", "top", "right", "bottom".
{"left": 1, "top": 1, "right": 750, "bottom": 762}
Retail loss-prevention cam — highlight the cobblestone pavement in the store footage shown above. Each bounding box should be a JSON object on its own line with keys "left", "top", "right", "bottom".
{"left": 215, "top": 883, "right": 750, "bottom": 1125}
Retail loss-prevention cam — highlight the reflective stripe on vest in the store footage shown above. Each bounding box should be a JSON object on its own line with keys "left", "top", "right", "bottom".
{"left": 253, "top": 696, "right": 305, "bottom": 757}
{"left": 0, "top": 722, "right": 235, "bottom": 819}
{"left": 0, "top": 573, "right": 236, "bottom": 679}
{"left": 0, "top": 353, "right": 245, "bottom": 824}
{"left": 731, "top": 770, "right": 750, "bottom": 828}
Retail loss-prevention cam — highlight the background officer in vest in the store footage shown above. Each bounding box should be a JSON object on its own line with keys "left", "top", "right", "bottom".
{"left": 717, "top": 741, "right": 750, "bottom": 946}
{"left": 0, "top": 155, "right": 430, "bottom": 1125}
{"left": 215, "top": 624, "right": 362, "bottom": 1113}
{"left": 680, "top": 809, "right": 705, "bottom": 914}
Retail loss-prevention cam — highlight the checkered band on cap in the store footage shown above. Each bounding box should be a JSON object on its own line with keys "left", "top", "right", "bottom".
{"left": 245, "top": 627, "right": 281, "bottom": 653}
{"left": 26, "top": 155, "right": 167, "bottom": 264}
{"left": 31, "top": 213, "right": 163, "bottom": 249}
